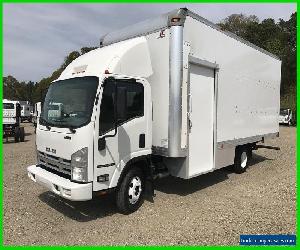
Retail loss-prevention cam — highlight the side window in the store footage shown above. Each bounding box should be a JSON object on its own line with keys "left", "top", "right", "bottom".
{"left": 125, "top": 81, "right": 144, "bottom": 119}
{"left": 99, "top": 78, "right": 144, "bottom": 135}
{"left": 99, "top": 80, "right": 115, "bottom": 135}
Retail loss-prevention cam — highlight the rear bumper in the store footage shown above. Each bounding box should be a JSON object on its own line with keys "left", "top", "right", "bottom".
{"left": 27, "top": 165, "right": 92, "bottom": 201}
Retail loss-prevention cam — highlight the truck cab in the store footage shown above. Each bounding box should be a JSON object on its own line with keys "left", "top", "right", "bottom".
{"left": 28, "top": 37, "right": 153, "bottom": 214}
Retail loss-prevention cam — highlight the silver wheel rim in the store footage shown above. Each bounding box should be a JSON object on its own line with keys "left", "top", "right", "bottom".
{"left": 128, "top": 176, "right": 142, "bottom": 204}
{"left": 241, "top": 152, "right": 248, "bottom": 168}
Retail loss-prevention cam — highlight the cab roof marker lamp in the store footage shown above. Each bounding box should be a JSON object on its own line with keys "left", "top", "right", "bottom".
{"left": 72, "top": 65, "right": 88, "bottom": 75}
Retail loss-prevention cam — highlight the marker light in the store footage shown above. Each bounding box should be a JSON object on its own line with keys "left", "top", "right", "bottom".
{"left": 171, "top": 17, "right": 181, "bottom": 23}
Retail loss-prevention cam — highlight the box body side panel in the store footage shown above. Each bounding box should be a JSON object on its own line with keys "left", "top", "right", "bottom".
{"left": 145, "top": 30, "right": 170, "bottom": 149}
{"left": 184, "top": 16, "right": 281, "bottom": 143}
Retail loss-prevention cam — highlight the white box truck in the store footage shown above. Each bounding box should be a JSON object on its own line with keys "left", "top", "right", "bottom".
{"left": 27, "top": 8, "right": 281, "bottom": 214}
{"left": 19, "top": 101, "right": 33, "bottom": 122}
{"left": 3, "top": 99, "right": 25, "bottom": 142}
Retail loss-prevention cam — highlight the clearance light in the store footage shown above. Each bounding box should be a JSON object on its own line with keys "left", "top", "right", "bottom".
{"left": 171, "top": 17, "right": 181, "bottom": 23}
{"left": 104, "top": 69, "right": 111, "bottom": 74}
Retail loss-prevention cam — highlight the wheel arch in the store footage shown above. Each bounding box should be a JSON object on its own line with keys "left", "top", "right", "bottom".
{"left": 109, "top": 154, "right": 151, "bottom": 189}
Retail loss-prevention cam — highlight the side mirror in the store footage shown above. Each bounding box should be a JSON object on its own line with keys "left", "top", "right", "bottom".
{"left": 16, "top": 104, "right": 21, "bottom": 117}
{"left": 116, "top": 86, "right": 127, "bottom": 121}
{"left": 98, "top": 137, "right": 106, "bottom": 151}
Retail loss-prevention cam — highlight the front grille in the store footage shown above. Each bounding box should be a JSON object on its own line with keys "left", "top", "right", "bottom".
{"left": 38, "top": 164, "right": 71, "bottom": 180}
{"left": 38, "top": 151, "right": 71, "bottom": 177}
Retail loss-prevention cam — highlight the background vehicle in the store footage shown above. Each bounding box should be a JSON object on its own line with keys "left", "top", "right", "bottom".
{"left": 32, "top": 102, "right": 42, "bottom": 133}
{"left": 20, "top": 101, "right": 33, "bottom": 122}
{"left": 27, "top": 8, "right": 281, "bottom": 214}
{"left": 3, "top": 99, "right": 25, "bottom": 142}
{"left": 279, "top": 108, "right": 293, "bottom": 126}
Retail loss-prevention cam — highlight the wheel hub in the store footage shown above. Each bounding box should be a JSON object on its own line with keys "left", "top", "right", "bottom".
{"left": 128, "top": 176, "right": 142, "bottom": 204}
{"left": 241, "top": 151, "right": 248, "bottom": 168}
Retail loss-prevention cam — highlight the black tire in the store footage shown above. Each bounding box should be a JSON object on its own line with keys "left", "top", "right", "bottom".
{"left": 233, "top": 146, "right": 251, "bottom": 174}
{"left": 19, "top": 127, "right": 25, "bottom": 142}
{"left": 14, "top": 127, "right": 20, "bottom": 143}
{"left": 116, "top": 167, "right": 145, "bottom": 214}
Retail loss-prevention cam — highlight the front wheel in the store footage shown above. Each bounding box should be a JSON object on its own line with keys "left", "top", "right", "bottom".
{"left": 116, "top": 167, "right": 145, "bottom": 214}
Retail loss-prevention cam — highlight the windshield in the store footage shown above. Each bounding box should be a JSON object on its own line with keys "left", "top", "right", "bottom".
{"left": 41, "top": 76, "right": 99, "bottom": 128}
{"left": 280, "top": 109, "right": 289, "bottom": 116}
{"left": 3, "top": 103, "right": 14, "bottom": 109}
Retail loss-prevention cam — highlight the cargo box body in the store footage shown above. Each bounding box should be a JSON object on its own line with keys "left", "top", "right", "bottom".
{"left": 101, "top": 8, "right": 281, "bottom": 179}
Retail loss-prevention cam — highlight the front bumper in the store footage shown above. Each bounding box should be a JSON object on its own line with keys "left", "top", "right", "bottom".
{"left": 27, "top": 165, "right": 92, "bottom": 201}
{"left": 279, "top": 120, "right": 290, "bottom": 124}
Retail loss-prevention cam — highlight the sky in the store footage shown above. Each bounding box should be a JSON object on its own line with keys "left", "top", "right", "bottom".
{"left": 3, "top": 3, "right": 297, "bottom": 82}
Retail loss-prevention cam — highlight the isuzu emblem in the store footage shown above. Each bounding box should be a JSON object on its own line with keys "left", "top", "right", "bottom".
{"left": 46, "top": 147, "right": 56, "bottom": 154}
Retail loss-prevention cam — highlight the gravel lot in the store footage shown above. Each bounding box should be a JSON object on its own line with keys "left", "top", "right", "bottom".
{"left": 3, "top": 123, "right": 296, "bottom": 245}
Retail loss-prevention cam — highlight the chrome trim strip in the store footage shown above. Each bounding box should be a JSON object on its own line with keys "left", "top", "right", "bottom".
{"left": 217, "top": 132, "right": 279, "bottom": 148}
{"left": 213, "top": 69, "right": 219, "bottom": 170}
{"left": 97, "top": 163, "right": 115, "bottom": 168}
{"left": 168, "top": 25, "right": 186, "bottom": 157}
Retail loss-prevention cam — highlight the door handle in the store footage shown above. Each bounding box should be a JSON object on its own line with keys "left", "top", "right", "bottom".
{"left": 139, "top": 134, "right": 145, "bottom": 148}
{"left": 188, "top": 113, "right": 192, "bottom": 131}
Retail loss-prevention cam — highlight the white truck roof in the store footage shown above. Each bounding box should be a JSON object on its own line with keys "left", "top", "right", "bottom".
{"left": 100, "top": 8, "right": 279, "bottom": 61}
{"left": 58, "top": 37, "right": 152, "bottom": 81}
{"left": 3, "top": 99, "right": 20, "bottom": 105}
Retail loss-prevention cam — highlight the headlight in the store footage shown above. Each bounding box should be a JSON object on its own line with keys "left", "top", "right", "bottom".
{"left": 71, "top": 147, "right": 88, "bottom": 182}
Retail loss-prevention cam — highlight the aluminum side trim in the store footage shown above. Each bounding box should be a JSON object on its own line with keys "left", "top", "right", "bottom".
{"left": 217, "top": 132, "right": 279, "bottom": 148}
{"left": 168, "top": 25, "right": 186, "bottom": 157}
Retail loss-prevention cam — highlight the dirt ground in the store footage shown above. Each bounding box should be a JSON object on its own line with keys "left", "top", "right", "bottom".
{"left": 3, "top": 123, "right": 296, "bottom": 245}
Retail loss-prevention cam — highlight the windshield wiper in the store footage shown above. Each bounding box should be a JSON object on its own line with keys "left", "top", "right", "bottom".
{"left": 68, "top": 126, "right": 76, "bottom": 134}
{"left": 49, "top": 119, "right": 76, "bottom": 133}
{"left": 39, "top": 117, "right": 51, "bottom": 130}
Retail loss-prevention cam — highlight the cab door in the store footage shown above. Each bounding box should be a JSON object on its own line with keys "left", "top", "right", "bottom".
{"left": 93, "top": 76, "right": 151, "bottom": 191}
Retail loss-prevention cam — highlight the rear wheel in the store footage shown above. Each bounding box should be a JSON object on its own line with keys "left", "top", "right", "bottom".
{"left": 233, "top": 146, "right": 251, "bottom": 174}
{"left": 19, "top": 127, "right": 25, "bottom": 142}
{"left": 116, "top": 167, "right": 145, "bottom": 214}
{"left": 14, "top": 127, "right": 20, "bottom": 143}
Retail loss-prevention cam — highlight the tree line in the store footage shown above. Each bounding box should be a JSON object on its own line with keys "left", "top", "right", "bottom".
{"left": 3, "top": 12, "right": 296, "bottom": 112}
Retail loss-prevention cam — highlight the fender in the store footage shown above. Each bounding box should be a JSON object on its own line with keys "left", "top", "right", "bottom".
{"left": 109, "top": 150, "right": 151, "bottom": 188}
